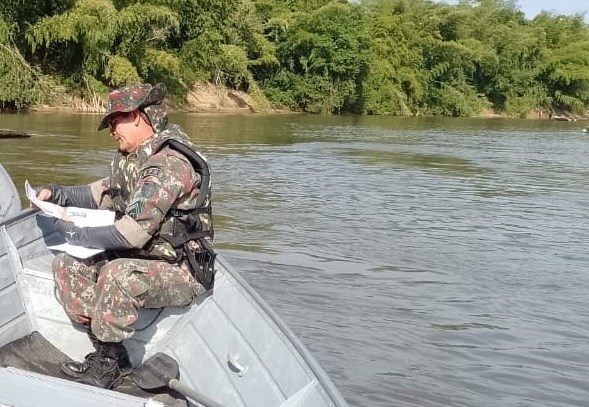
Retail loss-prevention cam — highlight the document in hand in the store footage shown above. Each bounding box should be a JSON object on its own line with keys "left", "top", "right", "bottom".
{"left": 25, "top": 180, "right": 116, "bottom": 258}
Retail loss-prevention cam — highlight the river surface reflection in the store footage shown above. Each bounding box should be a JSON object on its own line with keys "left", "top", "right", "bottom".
{"left": 1, "top": 112, "right": 588, "bottom": 406}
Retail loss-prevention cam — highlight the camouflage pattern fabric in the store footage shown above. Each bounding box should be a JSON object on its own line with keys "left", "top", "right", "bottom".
{"left": 143, "top": 102, "right": 168, "bottom": 133}
{"left": 53, "top": 252, "right": 205, "bottom": 342}
{"left": 97, "top": 83, "right": 168, "bottom": 131}
{"left": 52, "top": 254, "right": 101, "bottom": 325}
{"left": 104, "top": 124, "right": 213, "bottom": 260}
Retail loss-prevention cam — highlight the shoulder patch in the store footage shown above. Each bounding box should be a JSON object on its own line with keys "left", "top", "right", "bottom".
{"left": 140, "top": 167, "right": 167, "bottom": 181}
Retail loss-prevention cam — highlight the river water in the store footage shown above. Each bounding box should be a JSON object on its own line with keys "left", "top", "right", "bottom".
{"left": 1, "top": 112, "right": 588, "bottom": 406}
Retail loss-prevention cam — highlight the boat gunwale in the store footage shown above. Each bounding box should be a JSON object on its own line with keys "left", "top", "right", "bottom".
{"left": 0, "top": 207, "right": 37, "bottom": 229}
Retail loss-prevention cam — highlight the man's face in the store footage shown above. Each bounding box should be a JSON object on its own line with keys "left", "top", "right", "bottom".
{"left": 109, "top": 112, "right": 140, "bottom": 152}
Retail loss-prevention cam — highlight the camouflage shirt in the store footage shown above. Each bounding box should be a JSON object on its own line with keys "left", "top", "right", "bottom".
{"left": 92, "top": 124, "right": 213, "bottom": 260}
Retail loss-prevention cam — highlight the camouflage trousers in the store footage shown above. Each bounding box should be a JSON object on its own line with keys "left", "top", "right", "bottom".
{"left": 52, "top": 252, "right": 205, "bottom": 342}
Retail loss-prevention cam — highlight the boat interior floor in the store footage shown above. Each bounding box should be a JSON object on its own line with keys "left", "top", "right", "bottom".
{"left": 0, "top": 331, "right": 188, "bottom": 407}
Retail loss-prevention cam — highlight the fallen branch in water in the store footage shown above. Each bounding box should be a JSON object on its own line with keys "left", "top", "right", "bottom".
{"left": 0, "top": 129, "right": 33, "bottom": 139}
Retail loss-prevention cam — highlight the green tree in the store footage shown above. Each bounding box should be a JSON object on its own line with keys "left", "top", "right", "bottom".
{"left": 360, "top": 0, "right": 430, "bottom": 115}
{"left": 0, "top": 0, "right": 74, "bottom": 41}
{"left": 535, "top": 14, "right": 589, "bottom": 114}
{"left": 453, "top": 1, "right": 547, "bottom": 116}
{"left": 27, "top": 0, "right": 180, "bottom": 102}
{"left": 266, "top": 1, "right": 368, "bottom": 113}
{"left": 0, "top": 18, "right": 47, "bottom": 109}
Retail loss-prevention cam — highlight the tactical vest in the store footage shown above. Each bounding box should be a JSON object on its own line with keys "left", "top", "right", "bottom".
{"left": 108, "top": 126, "right": 215, "bottom": 288}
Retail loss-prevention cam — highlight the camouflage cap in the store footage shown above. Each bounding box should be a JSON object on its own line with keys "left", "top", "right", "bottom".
{"left": 98, "top": 83, "right": 167, "bottom": 131}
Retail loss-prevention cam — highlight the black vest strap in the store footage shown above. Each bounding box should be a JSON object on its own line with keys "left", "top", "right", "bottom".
{"left": 160, "top": 139, "right": 211, "bottom": 209}
{"left": 151, "top": 137, "right": 215, "bottom": 289}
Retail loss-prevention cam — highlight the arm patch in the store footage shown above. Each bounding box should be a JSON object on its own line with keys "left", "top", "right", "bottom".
{"left": 140, "top": 167, "right": 168, "bottom": 181}
{"left": 127, "top": 181, "right": 159, "bottom": 219}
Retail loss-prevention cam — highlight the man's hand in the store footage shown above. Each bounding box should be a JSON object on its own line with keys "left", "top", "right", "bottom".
{"left": 35, "top": 188, "right": 52, "bottom": 201}
{"left": 30, "top": 187, "right": 53, "bottom": 209}
{"left": 31, "top": 186, "right": 71, "bottom": 220}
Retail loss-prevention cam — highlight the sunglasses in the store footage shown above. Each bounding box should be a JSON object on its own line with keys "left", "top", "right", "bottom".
{"left": 108, "top": 110, "right": 151, "bottom": 132}
{"left": 108, "top": 113, "right": 130, "bottom": 132}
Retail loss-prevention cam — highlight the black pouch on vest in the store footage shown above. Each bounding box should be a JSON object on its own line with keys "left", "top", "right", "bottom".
{"left": 184, "top": 238, "right": 216, "bottom": 290}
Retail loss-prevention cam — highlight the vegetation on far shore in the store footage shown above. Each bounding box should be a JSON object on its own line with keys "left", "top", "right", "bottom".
{"left": 0, "top": 0, "right": 588, "bottom": 119}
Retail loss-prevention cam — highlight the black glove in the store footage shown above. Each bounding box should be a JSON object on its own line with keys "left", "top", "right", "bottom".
{"left": 54, "top": 219, "right": 134, "bottom": 250}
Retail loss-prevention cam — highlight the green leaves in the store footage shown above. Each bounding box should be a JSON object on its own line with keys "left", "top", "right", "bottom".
{"left": 269, "top": 1, "right": 368, "bottom": 112}
{"left": 541, "top": 40, "right": 589, "bottom": 112}
{"left": 0, "top": 17, "right": 48, "bottom": 108}
{"left": 104, "top": 55, "right": 140, "bottom": 86}
{"left": 0, "top": 0, "right": 587, "bottom": 115}
{"left": 26, "top": 0, "right": 179, "bottom": 91}
{"left": 27, "top": 0, "right": 116, "bottom": 49}
{"left": 357, "top": 0, "right": 589, "bottom": 116}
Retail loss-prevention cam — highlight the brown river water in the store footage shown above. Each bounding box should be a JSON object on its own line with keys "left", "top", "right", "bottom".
{"left": 1, "top": 112, "right": 588, "bottom": 406}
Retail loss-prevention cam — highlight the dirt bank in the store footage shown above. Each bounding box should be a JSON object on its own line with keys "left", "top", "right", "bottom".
{"left": 180, "top": 83, "right": 256, "bottom": 113}
{"left": 30, "top": 83, "right": 291, "bottom": 115}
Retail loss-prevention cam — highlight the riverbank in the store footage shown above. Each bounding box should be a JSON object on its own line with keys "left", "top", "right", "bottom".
{"left": 480, "top": 107, "right": 588, "bottom": 121}
{"left": 19, "top": 82, "right": 589, "bottom": 120}
{"left": 28, "top": 83, "right": 292, "bottom": 115}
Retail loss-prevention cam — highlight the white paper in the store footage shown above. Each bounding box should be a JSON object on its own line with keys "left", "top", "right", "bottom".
{"left": 62, "top": 207, "right": 115, "bottom": 228}
{"left": 45, "top": 243, "right": 105, "bottom": 259}
{"left": 25, "top": 180, "right": 64, "bottom": 218}
{"left": 26, "top": 180, "right": 116, "bottom": 259}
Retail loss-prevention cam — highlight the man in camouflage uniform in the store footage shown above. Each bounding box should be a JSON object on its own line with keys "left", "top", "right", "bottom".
{"left": 36, "top": 83, "right": 214, "bottom": 389}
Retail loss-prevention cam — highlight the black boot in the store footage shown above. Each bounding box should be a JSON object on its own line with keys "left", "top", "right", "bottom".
{"left": 77, "top": 341, "right": 133, "bottom": 389}
{"left": 61, "top": 330, "right": 102, "bottom": 378}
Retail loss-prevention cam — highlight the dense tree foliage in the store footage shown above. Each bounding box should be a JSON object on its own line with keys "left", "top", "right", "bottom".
{"left": 0, "top": 0, "right": 588, "bottom": 116}
{"left": 0, "top": 18, "right": 48, "bottom": 109}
